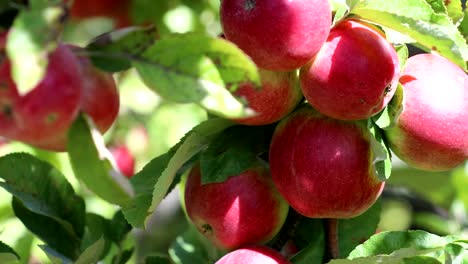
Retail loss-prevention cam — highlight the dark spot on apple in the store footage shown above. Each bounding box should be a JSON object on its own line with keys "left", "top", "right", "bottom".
{"left": 244, "top": 0, "right": 256, "bottom": 11}
{"left": 45, "top": 113, "right": 58, "bottom": 124}
{"left": 431, "top": 46, "right": 438, "bottom": 51}
{"left": 201, "top": 223, "right": 213, "bottom": 235}
{"left": 444, "top": 0, "right": 451, "bottom": 5}
{"left": 1, "top": 104, "right": 12, "bottom": 117}
{"left": 212, "top": 57, "right": 222, "bottom": 66}
{"left": 359, "top": 98, "right": 367, "bottom": 104}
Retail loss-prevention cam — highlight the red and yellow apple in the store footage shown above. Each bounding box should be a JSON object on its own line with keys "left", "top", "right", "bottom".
{"left": 269, "top": 106, "right": 385, "bottom": 218}
{"left": 300, "top": 19, "right": 400, "bottom": 120}
{"left": 215, "top": 245, "right": 291, "bottom": 264}
{"left": 232, "top": 68, "right": 302, "bottom": 125}
{"left": 0, "top": 34, "right": 83, "bottom": 148}
{"left": 184, "top": 163, "right": 289, "bottom": 250}
{"left": 220, "top": 0, "right": 331, "bottom": 71}
{"left": 32, "top": 45, "right": 120, "bottom": 151}
{"left": 384, "top": 54, "right": 468, "bottom": 171}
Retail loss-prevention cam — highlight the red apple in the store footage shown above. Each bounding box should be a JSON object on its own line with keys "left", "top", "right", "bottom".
{"left": 184, "top": 163, "right": 289, "bottom": 250}
{"left": 73, "top": 45, "right": 120, "bottom": 134}
{"left": 232, "top": 68, "right": 302, "bottom": 125}
{"left": 110, "top": 145, "right": 135, "bottom": 178}
{"left": 68, "top": 0, "right": 132, "bottom": 28}
{"left": 384, "top": 54, "right": 468, "bottom": 171}
{"left": 220, "top": 0, "right": 331, "bottom": 71}
{"left": 31, "top": 45, "right": 120, "bottom": 151}
{"left": 0, "top": 34, "right": 83, "bottom": 148}
{"left": 269, "top": 106, "right": 385, "bottom": 218}
{"left": 215, "top": 245, "right": 291, "bottom": 264}
{"left": 300, "top": 19, "right": 400, "bottom": 120}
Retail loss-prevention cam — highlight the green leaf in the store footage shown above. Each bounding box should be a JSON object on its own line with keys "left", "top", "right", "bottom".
{"left": 122, "top": 118, "right": 234, "bottom": 228}
{"left": 199, "top": 125, "right": 274, "bottom": 184}
{"left": 80, "top": 214, "right": 111, "bottom": 259}
{"left": 331, "top": 0, "right": 350, "bottom": 26}
{"left": 39, "top": 245, "right": 73, "bottom": 264}
{"left": 168, "top": 227, "right": 212, "bottom": 264}
{"left": 145, "top": 255, "right": 172, "bottom": 264}
{"left": 328, "top": 255, "right": 443, "bottom": 264}
{"left": 6, "top": 1, "right": 66, "bottom": 95}
{"left": 67, "top": 115, "right": 133, "bottom": 207}
{"left": 458, "top": 8, "right": 468, "bottom": 41}
{"left": 425, "top": 0, "right": 449, "bottom": 15}
{"left": 368, "top": 124, "right": 392, "bottom": 181}
{"left": 86, "top": 25, "right": 159, "bottom": 72}
{"left": 348, "top": 230, "right": 457, "bottom": 259}
{"left": 0, "top": 153, "right": 85, "bottom": 259}
{"left": 0, "top": 240, "right": 19, "bottom": 263}
{"left": 352, "top": 0, "right": 468, "bottom": 70}
{"left": 395, "top": 44, "right": 409, "bottom": 71}
{"left": 12, "top": 198, "right": 81, "bottom": 260}
{"left": 445, "top": 0, "right": 464, "bottom": 24}
{"left": 290, "top": 218, "right": 325, "bottom": 264}
{"left": 338, "top": 200, "right": 382, "bottom": 258}
{"left": 111, "top": 248, "right": 134, "bottom": 264}
{"left": 122, "top": 154, "right": 170, "bottom": 228}
{"left": 106, "top": 211, "right": 132, "bottom": 245}
{"left": 372, "top": 83, "right": 405, "bottom": 130}
{"left": 75, "top": 238, "right": 106, "bottom": 264}
{"left": 403, "top": 256, "right": 442, "bottom": 264}
{"left": 444, "top": 243, "right": 465, "bottom": 263}
{"left": 133, "top": 33, "right": 260, "bottom": 119}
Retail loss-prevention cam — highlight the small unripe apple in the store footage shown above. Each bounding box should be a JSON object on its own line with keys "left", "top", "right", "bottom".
{"left": 110, "top": 145, "right": 135, "bottom": 178}
{"left": 0, "top": 35, "right": 83, "bottom": 147}
{"left": 68, "top": 0, "right": 132, "bottom": 28}
{"left": 300, "top": 19, "right": 400, "bottom": 120}
{"left": 215, "top": 245, "right": 291, "bottom": 264}
{"left": 269, "top": 106, "right": 385, "bottom": 218}
{"left": 184, "top": 163, "right": 289, "bottom": 250}
{"left": 221, "top": 0, "right": 331, "bottom": 71}
{"left": 232, "top": 68, "right": 302, "bottom": 125}
{"left": 384, "top": 54, "right": 468, "bottom": 171}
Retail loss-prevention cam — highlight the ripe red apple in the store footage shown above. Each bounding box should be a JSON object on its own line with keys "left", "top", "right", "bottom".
{"left": 31, "top": 45, "right": 120, "bottom": 151}
{"left": 184, "top": 163, "right": 289, "bottom": 250}
{"left": 215, "top": 245, "right": 291, "bottom": 264}
{"left": 220, "top": 0, "right": 331, "bottom": 71}
{"left": 300, "top": 19, "right": 400, "bottom": 120}
{"left": 0, "top": 34, "right": 83, "bottom": 147}
{"left": 384, "top": 54, "right": 468, "bottom": 171}
{"left": 269, "top": 106, "right": 385, "bottom": 218}
{"left": 68, "top": 0, "right": 132, "bottom": 28}
{"left": 232, "top": 68, "right": 302, "bottom": 125}
{"left": 110, "top": 145, "right": 135, "bottom": 178}
{"left": 73, "top": 46, "right": 120, "bottom": 134}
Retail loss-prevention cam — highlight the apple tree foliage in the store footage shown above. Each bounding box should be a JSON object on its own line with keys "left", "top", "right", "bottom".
{"left": 0, "top": 0, "right": 466, "bottom": 263}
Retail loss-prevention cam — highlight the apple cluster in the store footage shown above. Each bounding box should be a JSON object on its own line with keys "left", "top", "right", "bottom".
{"left": 0, "top": 31, "right": 120, "bottom": 152}
{"left": 183, "top": 0, "right": 468, "bottom": 262}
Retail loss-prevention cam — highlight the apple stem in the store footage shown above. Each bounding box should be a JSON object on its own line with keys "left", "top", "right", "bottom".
{"left": 326, "top": 218, "right": 339, "bottom": 260}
